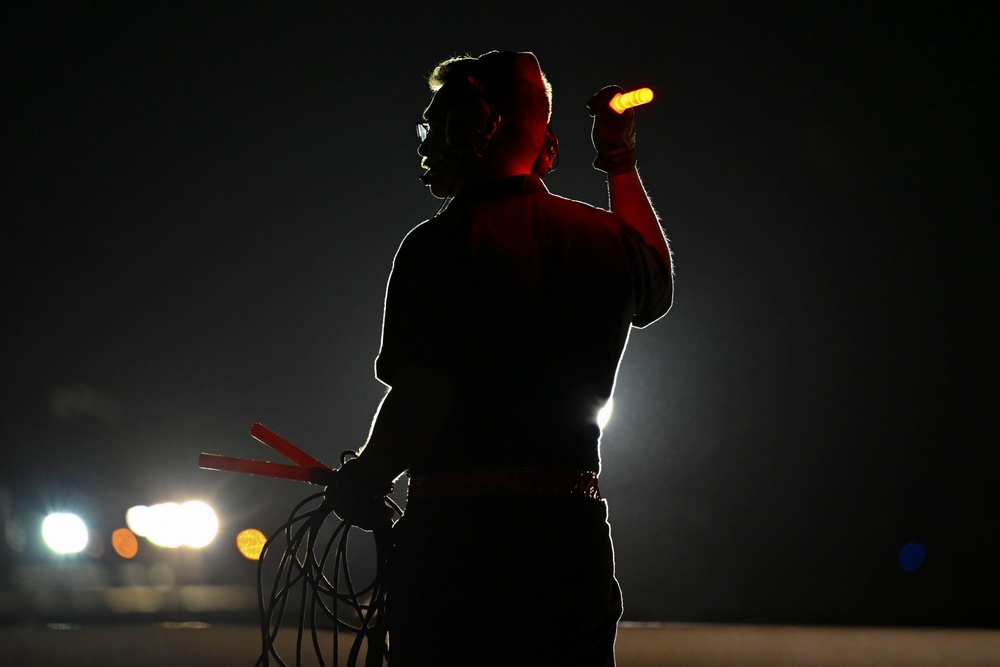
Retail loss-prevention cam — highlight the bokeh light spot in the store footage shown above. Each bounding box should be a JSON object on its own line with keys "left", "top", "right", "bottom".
{"left": 899, "top": 540, "right": 927, "bottom": 572}
{"left": 41, "top": 513, "right": 89, "bottom": 554}
{"left": 112, "top": 528, "right": 139, "bottom": 559}
{"left": 237, "top": 528, "right": 267, "bottom": 560}
{"left": 126, "top": 505, "right": 152, "bottom": 536}
{"left": 179, "top": 500, "right": 219, "bottom": 548}
{"left": 151, "top": 502, "right": 187, "bottom": 547}
{"left": 126, "top": 501, "right": 218, "bottom": 548}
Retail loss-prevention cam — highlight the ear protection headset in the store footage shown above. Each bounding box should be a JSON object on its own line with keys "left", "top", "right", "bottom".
{"left": 442, "top": 75, "right": 559, "bottom": 177}
{"left": 532, "top": 125, "right": 560, "bottom": 177}
{"left": 444, "top": 76, "right": 501, "bottom": 158}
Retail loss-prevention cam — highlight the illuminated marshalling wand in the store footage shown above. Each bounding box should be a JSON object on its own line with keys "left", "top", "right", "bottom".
{"left": 609, "top": 87, "right": 654, "bottom": 114}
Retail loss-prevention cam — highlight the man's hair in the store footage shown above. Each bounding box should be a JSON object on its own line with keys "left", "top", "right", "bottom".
{"left": 427, "top": 51, "right": 552, "bottom": 164}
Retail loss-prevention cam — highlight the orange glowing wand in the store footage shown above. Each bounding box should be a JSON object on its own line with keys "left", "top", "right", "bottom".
{"left": 609, "top": 87, "right": 654, "bottom": 114}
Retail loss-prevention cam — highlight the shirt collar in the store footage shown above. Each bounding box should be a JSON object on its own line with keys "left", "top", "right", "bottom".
{"left": 454, "top": 174, "right": 548, "bottom": 201}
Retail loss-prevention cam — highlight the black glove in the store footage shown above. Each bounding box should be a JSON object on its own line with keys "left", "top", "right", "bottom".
{"left": 587, "top": 85, "right": 637, "bottom": 175}
{"left": 323, "top": 458, "right": 393, "bottom": 532}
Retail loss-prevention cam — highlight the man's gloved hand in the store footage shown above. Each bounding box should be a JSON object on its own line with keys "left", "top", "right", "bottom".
{"left": 588, "top": 85, "right": 637, "bottom": 175}
{"left": 324, "top": 458, "right": 393, "bottom": 532}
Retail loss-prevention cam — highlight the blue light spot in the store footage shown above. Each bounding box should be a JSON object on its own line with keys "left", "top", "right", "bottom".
{"left": 899, "top": 540, "right": 926, "bottom": 572}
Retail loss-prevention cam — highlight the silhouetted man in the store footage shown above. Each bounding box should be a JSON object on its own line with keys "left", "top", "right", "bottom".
{"left": 331, "top": 51, "right": 672, "bottom": 665}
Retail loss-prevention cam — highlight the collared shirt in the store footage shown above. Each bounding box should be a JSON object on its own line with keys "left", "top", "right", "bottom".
{"left": 376, "top": 174, "right": 672, "bottom": 475}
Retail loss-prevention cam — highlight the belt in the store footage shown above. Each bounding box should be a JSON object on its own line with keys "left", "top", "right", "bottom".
{"left": 407, "top": 468, "right": 601, "bottom": 503}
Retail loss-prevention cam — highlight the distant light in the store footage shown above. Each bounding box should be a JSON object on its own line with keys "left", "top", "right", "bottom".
{"left": 237, "top": 528, "right": 268, "bottom": 560}
{"left": 899, "top": 540, "right": 927, "bottom": 572}
{"left": 41, "top": 513, "right": 89, "bottom": 554}
{"left": 179, "top": 501, "right": 219, "bottom": 548}
{"left": 597, "top": 399, "right": 614, "bottom": 430}
{"left": 147, "top": 502, "right": 185, "bottom": 548}
{"left": 126, "top": 505, "right": 152, "bottom": 536}
{"left": 126, "top": 501, "right": 219, "bottom": 549}
{"left": 112, "top": 528, "right": 139, "bottom": 559}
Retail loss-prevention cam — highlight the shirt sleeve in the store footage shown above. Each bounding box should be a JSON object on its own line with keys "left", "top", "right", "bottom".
{"left": 621, "top": 222, "right": 673, "bottom": 328}
{"left": 374, "top": 223, "right": 463, "bottom": 386}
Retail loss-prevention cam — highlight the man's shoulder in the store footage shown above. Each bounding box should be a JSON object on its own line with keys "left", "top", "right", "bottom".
{"left": 402, "top": 185, "right": 626, "bottom": 243}
{"left": 539, "top": 189, "right": 606, "bottom": 215}
{"left": 393, "top": 210, "right": 466, "bottom": 262}
{"left": 537, "top": 190, "right": 633, "bottom": 234}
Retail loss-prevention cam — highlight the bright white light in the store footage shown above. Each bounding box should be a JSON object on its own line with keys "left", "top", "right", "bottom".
{"left": 179, "top": 500, "right": 219, "bottom": 548}
{"left": 597, "top": 399, "right": 614, "bottom": 429}
{"left": 126, "top": 505, "right": 152, "bottom": 536}
{"left": 147, "top": 502, "right": 184, "bottom": 548}
{"left": 127, "top": 501, "right": 219, "bottom": 549}
{"left": 41, "top": 513, "right": 89, "bottom": 555}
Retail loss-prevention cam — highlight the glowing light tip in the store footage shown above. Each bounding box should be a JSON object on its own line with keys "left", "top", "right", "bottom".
{"left": 609, "top": 88, "right": 654, "bottom": 114}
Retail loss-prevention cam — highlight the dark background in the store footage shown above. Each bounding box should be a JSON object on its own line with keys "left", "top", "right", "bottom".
{"left": 3, "top": 2, "right": 996, "bottom": 626}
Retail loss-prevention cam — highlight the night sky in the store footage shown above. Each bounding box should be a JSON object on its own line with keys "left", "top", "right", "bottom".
{"left": 3, "top": 3, "right": 996, "bottom": 625}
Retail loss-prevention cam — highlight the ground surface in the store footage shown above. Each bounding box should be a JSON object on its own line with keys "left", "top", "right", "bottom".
{"left": 2, "top": 622, "right": 999, "bottom": 666}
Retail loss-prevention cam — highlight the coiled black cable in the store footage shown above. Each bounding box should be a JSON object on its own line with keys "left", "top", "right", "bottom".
{"left": 254, "top": 455, "right": 400, "bottom": 667}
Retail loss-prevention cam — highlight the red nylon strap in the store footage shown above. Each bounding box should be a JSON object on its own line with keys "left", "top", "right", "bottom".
{"left": 408, "top": 468, "right": 601, "bottom": 503}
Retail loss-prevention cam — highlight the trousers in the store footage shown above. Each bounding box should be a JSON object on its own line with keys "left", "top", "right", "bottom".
{"left": 386, "top": 494, "right": 622, "bottom": 666}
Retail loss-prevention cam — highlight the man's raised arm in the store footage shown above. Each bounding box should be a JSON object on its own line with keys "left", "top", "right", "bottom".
{"left": 588, "top": 86, "right": 673, "bottom": 271}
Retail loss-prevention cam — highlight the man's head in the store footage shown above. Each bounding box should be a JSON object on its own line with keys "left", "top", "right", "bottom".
{"left": 418, "top": 51, "right": 552, "bottom": 197}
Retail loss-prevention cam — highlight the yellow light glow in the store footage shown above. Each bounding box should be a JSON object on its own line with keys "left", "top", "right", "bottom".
{"left": 112, "top": 528, "right": 139, "bottom": 559}
{"left": 237, "top": 528, "right": 267, "bottom": 561}
{"left": 609, "top": 88, "right": 654, "bottom": 114}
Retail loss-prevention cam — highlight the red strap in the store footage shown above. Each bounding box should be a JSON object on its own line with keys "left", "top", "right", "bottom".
{"left": 408, "top": 468, "right": 601, "bottom": 503}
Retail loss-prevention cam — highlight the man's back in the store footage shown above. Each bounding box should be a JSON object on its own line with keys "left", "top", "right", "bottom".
{"left": 376, "top": 174, "right": 671, "bottom": 475}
